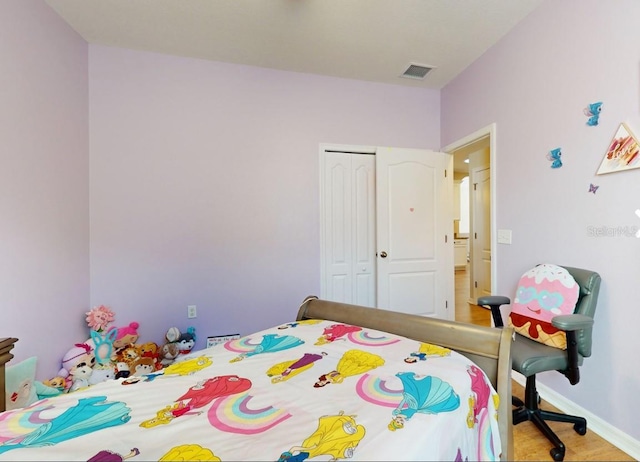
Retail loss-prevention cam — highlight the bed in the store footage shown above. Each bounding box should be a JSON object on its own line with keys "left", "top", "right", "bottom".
{"left": 0, "top": 296, "right": 513, "bottom": 461}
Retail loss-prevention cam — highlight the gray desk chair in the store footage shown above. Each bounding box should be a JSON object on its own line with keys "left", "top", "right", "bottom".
{"left": 478, "top": 265, "right": 601, "bottom": 461}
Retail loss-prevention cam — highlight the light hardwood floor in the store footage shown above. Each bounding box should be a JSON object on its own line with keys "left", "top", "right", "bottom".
{"left": 454, "top": 267, "right": 634, "bottom": 461}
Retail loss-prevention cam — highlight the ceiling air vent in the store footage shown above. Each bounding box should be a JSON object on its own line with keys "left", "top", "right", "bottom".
{"left": 401, "top": 63, "right": 433, "bottom": 80}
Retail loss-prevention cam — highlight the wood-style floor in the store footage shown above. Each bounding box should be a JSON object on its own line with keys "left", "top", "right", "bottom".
{"left": 454, "top": 267, "right": 634, "bottom": 461}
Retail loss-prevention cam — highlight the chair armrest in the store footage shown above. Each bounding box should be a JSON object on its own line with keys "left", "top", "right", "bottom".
{"left": 477, "top": 295, "right": 511, "bottom": 307}
{"left": 477, "top": 296, "right": 511, "bottom": 328}
{"left": 550, "top": 315, "right": 592, "bottom": 385}
{"left": 551, "top": 314, "right": 594, "bottom": 331}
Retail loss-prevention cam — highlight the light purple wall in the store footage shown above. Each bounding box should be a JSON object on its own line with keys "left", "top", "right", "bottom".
{"left": 0, "top": 0, "right": 89, "bottom": 379}
{"left": 442, "top": 0, "right": 640, "bottom": 440}
{"left": 89, "top": 46, "right": 440, "bottom": 353}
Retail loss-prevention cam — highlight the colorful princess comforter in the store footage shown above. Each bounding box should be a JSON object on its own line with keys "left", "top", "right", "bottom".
{"left": 0, "top": 320, "right": 502, "bottom": 461}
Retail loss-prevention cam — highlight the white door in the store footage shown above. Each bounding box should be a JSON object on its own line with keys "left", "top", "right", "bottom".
{"left": 471, "top": 167, "right": 491, "bottom": 300}
{"left": 322, "top": 152, "right": 376, "bottom": 306}
{"left": 375, "top": 147, "right": 453, "bottom": 318}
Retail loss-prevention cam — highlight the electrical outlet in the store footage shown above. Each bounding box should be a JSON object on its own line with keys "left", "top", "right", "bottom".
{"left": 187, "top": 305, "right": 197, "bottom": 318}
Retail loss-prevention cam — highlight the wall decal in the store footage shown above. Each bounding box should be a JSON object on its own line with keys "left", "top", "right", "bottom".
{"left": 596, "top": 122, "right": 640, "bottom": 175}
{"left": 588, "top": 183, "right": 599, "bottom": 194}
{"left": 584, "top": 101, "right": 603, "bottom": 126}
{"left": 547, "top": 147, "right": 562, "bottom": 169}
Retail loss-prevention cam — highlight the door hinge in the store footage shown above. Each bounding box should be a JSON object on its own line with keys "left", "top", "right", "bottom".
{"left": 475, "top": 281, "right": 478, "bottom": 288}
{"left": 474, "top": 183, "right": 477, "bottom": 190}
{"left": 445, "top": 234, "right": 448, "bottom": 243}
{"left": 444, "top": 169, "right": 447, "bottom": 178}
{"left": 445, "top": 300, "right": 448, "bottom": 309}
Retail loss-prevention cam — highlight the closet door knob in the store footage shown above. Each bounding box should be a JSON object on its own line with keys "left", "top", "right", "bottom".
{"left": 379, "top": 251, "right": 388, "bottom": 258}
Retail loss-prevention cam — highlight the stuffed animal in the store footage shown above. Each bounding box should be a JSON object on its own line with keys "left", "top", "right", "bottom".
{"left": 159, "top": 327, "right": 182, "bottom": 367}
{"left": 114, "top": 361, "right": 131, "bottom": 379}
{"left": 58, "top": 343, "right": 96, "bottom": 391}
{"left": 139, "top": 341, "right": 158, "bottom": 357}
{"left": 139, "top": 342, "right": 162, "bottom": 371}
{"left": 85, "top": 304, "right": 116, "bottom": 333}
{"left": 166, "top": 327, "right": 180, "bottom": 344}
{"left": 114, "top": 344, "right": 141, "bottom": 372}
{"left": 89, "top": 364, "right": 115, "bottom": 385}
{"left": 84, "top": 304, "right": 118, "bottom": 365}
{"left": 131, "top": 356, "right": 157, "bottom": 376}
{"left": 85, "top": 329, "right": 118, "bottom": 365}
{"left": 177, "top": 327, "right": 196, "bottom": 356}
{"left": 159, "top": 342, "right": 180, "bottom": 367}
{"left": 108, "top": 321, "right": 140, "bottom": 355}
{"left": 35, "top": 381, "right": 64, "bottom": 400}
{"left": 69, "top": 362, "right": 93, "bottom": 392}
{"left": 42, "top": 376, "right": 66, "bottom": 391}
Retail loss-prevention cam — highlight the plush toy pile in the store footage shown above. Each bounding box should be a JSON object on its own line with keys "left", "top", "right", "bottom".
{"left": 46, "top": 305, "right": 196, "bottom": 394}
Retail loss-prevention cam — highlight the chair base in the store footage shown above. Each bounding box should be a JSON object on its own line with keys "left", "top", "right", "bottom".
{"left": 513, "top": 376, "right": 587, "bottom": 461}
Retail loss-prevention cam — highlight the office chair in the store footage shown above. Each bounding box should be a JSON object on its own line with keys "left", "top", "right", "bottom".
{"left": 478, "top": 264, "right": 601, "bottom": 461}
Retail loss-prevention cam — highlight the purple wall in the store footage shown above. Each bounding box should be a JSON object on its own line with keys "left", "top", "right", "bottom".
{"left": 88, "top": 46, "right": 441, "bottom": 354}
{"left": 442, "top": 0, "right": 640, "bottom": 442}
{"left": 0, "top": 0, "right": 89, "bottom": 379}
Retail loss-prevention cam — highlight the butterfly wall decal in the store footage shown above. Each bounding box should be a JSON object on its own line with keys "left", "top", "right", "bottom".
{"left": 584, "top": 101, "right": 602, "bottom": 126}
{"left": 546, "top": 147, "right": 562, "bottom": 168}
{"left": 588, "top": 183, "right": 599, "bottom": 194}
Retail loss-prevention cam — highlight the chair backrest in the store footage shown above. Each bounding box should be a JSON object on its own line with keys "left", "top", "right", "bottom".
{"left": 562, "top": 266, "right": 601, "bottom": 357}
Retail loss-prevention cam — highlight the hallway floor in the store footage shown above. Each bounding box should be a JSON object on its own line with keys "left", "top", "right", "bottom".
{"left": 454, "top": 265, "right": 491, "bottom": 326}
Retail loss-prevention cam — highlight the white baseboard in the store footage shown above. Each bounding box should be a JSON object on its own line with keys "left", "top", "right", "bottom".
{"left": 512, "top": 373, "right": 640, "bottom": 459}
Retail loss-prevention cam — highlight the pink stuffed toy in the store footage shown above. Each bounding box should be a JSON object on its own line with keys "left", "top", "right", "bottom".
{"left": 58, "top": 343, "right": 96, "bottom": 391}
{"left": 107, "top": 321, "right": 140, "bottom": 351}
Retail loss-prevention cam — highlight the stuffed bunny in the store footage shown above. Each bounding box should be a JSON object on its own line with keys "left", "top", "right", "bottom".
{"left": 86, "top": 328, "right": 118, "bottom": 365}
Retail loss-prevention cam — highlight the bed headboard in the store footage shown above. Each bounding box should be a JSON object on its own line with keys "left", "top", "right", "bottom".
{"left": 0, "top": 338, "right": 18, "bottom": 413}
{"left": 297, "top": 297, "right": 513, "bottom": 461}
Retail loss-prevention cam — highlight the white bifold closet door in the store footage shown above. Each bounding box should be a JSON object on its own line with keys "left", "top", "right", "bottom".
{"left": 322, "top": 151, "right": 376, "bottom": 307}
{"left": 321, "top": 147, "right": 453, "bottom": 320}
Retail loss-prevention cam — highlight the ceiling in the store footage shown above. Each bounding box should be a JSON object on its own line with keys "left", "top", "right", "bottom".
{"left": 44, "top": 0, "right": 543, "bottom": 90}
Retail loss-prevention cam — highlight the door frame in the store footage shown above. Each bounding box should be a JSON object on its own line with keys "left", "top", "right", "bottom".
{"left": 442, "top": 123, "right": 497, "bottom": 297}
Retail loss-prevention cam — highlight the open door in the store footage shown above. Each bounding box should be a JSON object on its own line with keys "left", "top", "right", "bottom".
{"left": 471, "top": 166, "right": 492, "bottom": 300}
{"left": 375, "top": 147, "right": 453, "bottom": 319}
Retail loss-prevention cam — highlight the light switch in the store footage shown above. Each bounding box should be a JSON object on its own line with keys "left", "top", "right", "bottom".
{"left": 497, "top": 229, "right": 512, "bottom": 245}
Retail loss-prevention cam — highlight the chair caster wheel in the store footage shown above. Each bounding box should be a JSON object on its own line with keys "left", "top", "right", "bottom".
{"left": 550, "top": 447, "right": 565, "bottom": 461}
{"left": 574, "top": 422, "right": 587, "bottom": 435}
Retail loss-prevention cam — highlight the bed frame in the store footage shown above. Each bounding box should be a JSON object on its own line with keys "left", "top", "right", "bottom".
{"left": 0, "top": 337, "right": 18, "bottom": 413}
{"left": 297, "top": 296, "right": 514, "bottom": 461}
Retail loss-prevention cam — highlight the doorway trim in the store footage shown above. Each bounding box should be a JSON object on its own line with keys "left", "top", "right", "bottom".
{"left": 442, "top": 123, "right": 497, "bottom": 296}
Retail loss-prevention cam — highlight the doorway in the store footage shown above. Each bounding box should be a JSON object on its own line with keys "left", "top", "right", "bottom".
{"left": 443, "top": 124, "right": 497, "bottom": 326}
{"left": 319, "top": 144, "right": 454, "bottom": 320}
